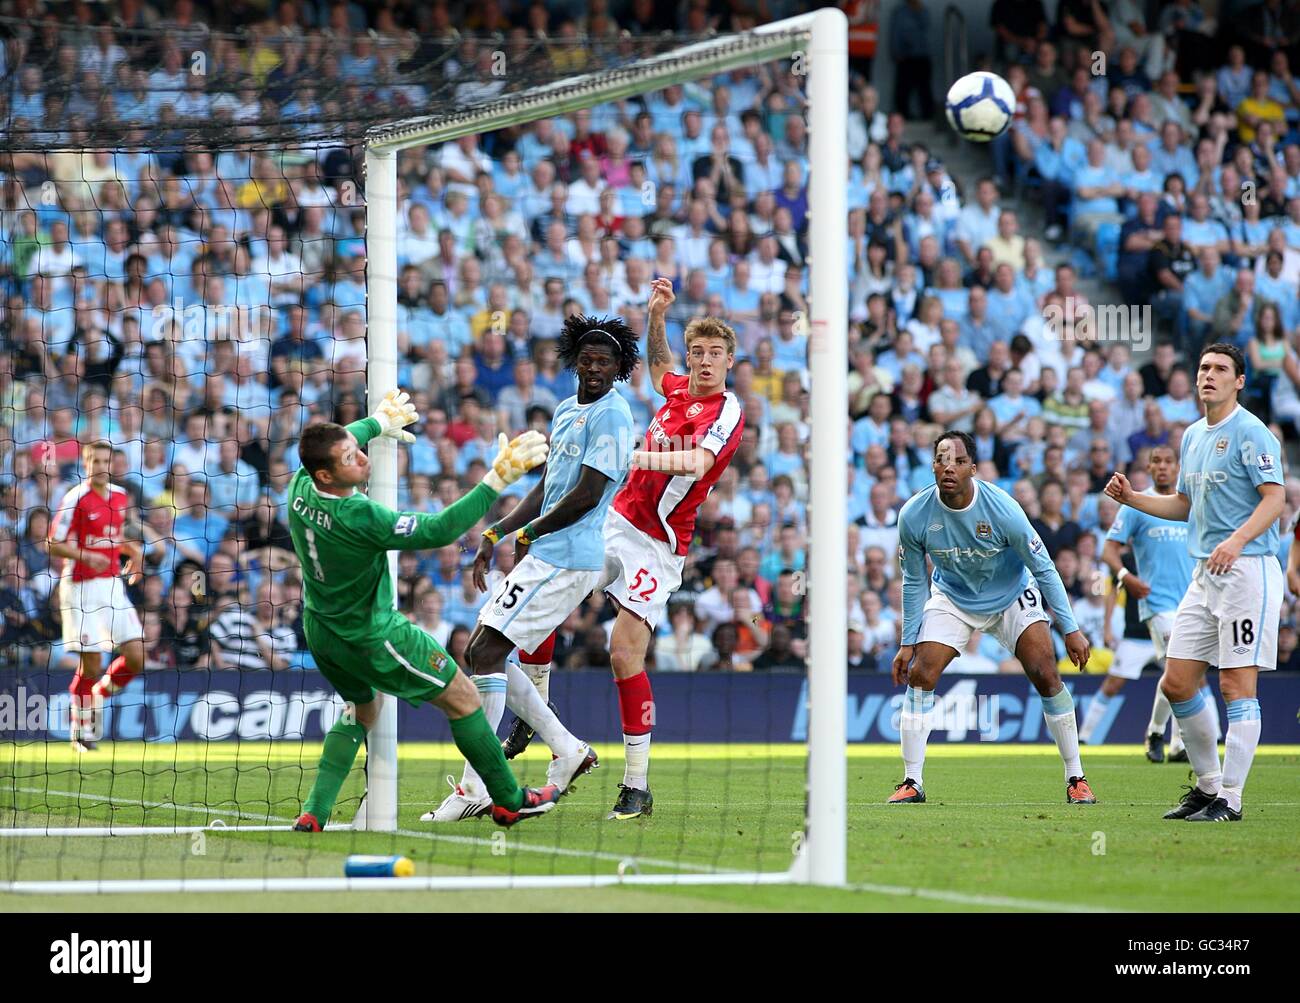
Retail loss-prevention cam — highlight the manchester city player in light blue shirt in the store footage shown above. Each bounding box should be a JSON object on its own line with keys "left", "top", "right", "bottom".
{"left": 1106, "top": 343, "right": 1286, "bottom": 822}
{"left": 1092, "top": 444, "right": 1212, "bottom": 759}
{"left": 427, "top": 314, "right": 641, "bottom": 823}
{"left": 891, "top": 430, "right": 1096, "bottom": 807}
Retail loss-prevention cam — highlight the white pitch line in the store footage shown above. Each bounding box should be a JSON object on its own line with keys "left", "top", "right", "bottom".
{"left": 8, "top": 787, "right": 736, "bottom": 875}
{"left": 844, "top": 881, "right": 1125, "bottom": 913}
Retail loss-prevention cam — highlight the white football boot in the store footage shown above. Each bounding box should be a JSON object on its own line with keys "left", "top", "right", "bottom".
{"left": 420, "top": 775, "right": 492, "bottom": 822}
{"left": 547, "top": 742, "right": 599, "bottom": 794}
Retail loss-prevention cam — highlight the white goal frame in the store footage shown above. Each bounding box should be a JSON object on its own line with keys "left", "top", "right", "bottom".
{"left": 0, "top": 8, "right": 846, "bottom": 895}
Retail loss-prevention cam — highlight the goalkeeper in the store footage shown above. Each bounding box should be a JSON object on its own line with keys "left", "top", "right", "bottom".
{"left": 289, "top": 390, "right": 559, "bottom": 829}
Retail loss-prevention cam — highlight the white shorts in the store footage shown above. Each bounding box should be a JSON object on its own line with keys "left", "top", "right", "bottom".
{"left": 1166, "top": 556, "right": 1283, "bottom": 670}
{"left": 917, "top": 585, "right": 1051, "bottom": 656}
{"left": 60, "top": 575, "right": 143, "bottom": 654}
{"left": 477, "top": 554, "right": 603, "bottom": 654}
{"left": 1110, "top": 638, "right": 1156, "bottom": 680}
{"left": 597, "top": 508, "right": 685, "bottom": 630}
{"left": 1146, "top": 610, "right": 1176, "bottom": 661}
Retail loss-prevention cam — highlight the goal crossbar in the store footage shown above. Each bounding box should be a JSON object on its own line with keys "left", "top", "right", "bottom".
{"left": 366, "top": 17, "right": 819, "bottom": 153}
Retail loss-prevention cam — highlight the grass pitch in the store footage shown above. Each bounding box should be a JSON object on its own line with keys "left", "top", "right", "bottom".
{"left": 2, "top": 742, "right": 1297, "bottom": 912}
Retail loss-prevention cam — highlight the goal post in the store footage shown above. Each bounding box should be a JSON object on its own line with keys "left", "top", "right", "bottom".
{"left": 361, "top": 8, "right": 848, "bottom": 885}
{"left": 0, "top": 9, "right": 847, "bottom": 897}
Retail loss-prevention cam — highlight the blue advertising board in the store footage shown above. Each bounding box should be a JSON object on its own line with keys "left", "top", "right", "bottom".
{"left": 4, "top": 669, "right": 1299, "bottom": 745}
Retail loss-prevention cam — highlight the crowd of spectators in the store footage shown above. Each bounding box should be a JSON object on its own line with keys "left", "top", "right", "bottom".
{"left": 3, "top": 2, "right": 1300, "bottom": 679}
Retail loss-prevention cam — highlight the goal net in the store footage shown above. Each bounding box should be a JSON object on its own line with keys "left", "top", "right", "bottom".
{"left": 0, "top": 10, "right": 845, "bottom": 897}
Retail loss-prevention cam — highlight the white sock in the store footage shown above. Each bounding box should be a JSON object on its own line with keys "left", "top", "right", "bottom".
{"left": 522, "top": 660, "right": 551, "bottom": 703}
{"left": 1148, "top": 687, "right": 1172, "bottom": 737}
{"left": 1201, "top": 683, "right": 1221, "bottom": 741}
{"left": 504, "top": 661, "right": 579, "bottom": 757}
{"left": 1041, "top": 687, "right": 1084, "bottom": 781}
{"left": 622, "top": 732, "right": 651, "bottom": 790}
{"left": 900, "top": 685, "right": 934, "bottom": 786}
{"left": 1171, "top": 690, "right": 1222, "bottom": 796}
{"left": 461, "top": 673, "right": 507, "bottom": 795}
{"left": 1078, "top": 691, "right": 1112, "bottom": 744}
{"left": 1220, "top": 699, "right": 1262, "bottom": 813}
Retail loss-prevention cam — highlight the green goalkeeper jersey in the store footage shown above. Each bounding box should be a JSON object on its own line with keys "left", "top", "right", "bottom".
{"left": 287, "top": 418, "right": 499, "bottom": 644}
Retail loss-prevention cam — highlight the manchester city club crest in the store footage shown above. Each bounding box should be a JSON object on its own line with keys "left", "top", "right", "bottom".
{"left": 1215, "top": 437, "right": 1229, "bottom": 455}
{"left": 976, "top": 521, "right": 992, "bottom": 538}
{"left": 574, "top": 414, "right": 587, "bottom": 429}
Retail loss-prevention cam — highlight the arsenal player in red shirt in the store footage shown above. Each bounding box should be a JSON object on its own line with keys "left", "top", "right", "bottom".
{"left": 47, "top": 440, "right": 145, "bottom": 752}
{"left": 600, "top": 277, "right": 745, "bottom": 820}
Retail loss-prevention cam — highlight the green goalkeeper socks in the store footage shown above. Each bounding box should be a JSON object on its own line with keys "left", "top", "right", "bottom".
{"left": 449, "top": 708, "right": 524, "bottom": 812}
{"left": 302, "top": 717, "right": 367, "bottom": 826}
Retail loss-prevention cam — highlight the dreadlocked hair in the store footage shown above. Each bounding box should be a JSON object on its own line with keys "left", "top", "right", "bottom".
{"left": 556, "top": 314, "right": 640, "bottom": 382}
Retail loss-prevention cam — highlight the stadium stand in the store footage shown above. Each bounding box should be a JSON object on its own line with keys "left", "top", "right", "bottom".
{"left": 2, "top": 0, "right": 1300, "bottom": 684}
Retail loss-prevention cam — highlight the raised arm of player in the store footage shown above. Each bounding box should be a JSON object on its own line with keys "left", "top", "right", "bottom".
{"left": 1104, "top": 471, "right": 1191, "bottom": 521}
{"left": 353, "top": 427, "right": 549, "bottom": 553}
{"left": 646, "top": 277, "right": 676, "bottom": 396}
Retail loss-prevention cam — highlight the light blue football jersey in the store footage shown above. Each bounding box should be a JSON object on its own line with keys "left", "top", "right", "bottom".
{"left": 528, "top": 392, "right": 635, "bottom": 571}
{"left": 1176, "top": 405, "right": 1284, "bottom": 560}
{"left": 1104, "top": 491, "right": 1194, "bottom": 621}
{"left": 897, "top": 479, "right": 1080, "bottom": 646}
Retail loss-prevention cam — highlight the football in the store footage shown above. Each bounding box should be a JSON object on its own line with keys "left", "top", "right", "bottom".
{"left": 944, "top": 70, "right": 1015, "bottom": 142}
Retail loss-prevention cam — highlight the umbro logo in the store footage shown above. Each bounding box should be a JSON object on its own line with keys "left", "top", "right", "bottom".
{"left": 88, "top": 512, "right": 101, "bottom": 520}
{"left": 928, "top": 523, "right": 943, "bottom": 532}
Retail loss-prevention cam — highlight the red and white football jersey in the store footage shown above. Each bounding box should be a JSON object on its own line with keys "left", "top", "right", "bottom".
{"left": 49, "top": 481, "right": 129, "bottom": 583}
{"left": 614, "top": 372, "right": 744, "bottom": 556}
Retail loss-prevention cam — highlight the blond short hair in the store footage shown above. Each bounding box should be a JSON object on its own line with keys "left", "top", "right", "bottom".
{"left": 684, "top": 317, "right": 737, "bottom": 355}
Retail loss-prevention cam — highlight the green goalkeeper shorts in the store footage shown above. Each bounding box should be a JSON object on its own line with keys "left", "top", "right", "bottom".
{"left": 303, "top": 611, "right": 460, "bottom": 708}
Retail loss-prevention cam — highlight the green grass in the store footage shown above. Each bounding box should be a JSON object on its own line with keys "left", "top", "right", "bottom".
{"left": 2, "top": 743, "right": 1298, "bottom": 912}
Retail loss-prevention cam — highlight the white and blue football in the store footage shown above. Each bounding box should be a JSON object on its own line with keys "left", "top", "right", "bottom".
{"left": 944, "top": 71, "right": 1015, "bottom": 143}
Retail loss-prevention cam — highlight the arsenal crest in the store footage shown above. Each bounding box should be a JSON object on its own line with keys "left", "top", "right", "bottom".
{"left": 686, "top": 402, "right": 704, "bottom": 419}
{"left": 976, "top": 521, "right": 992, "bottom": 538}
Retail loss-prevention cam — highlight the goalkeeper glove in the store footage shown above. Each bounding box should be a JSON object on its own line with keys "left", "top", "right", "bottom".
{"left": 372, "top": 389, "right": 418, "bottom": 443}
{"left": 483, "top": 431, "right": 549, "bottom": 492}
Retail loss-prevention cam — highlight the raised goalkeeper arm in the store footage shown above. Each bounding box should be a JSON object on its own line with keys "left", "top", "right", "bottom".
{"left": 359, "top": 432, "right": 550, "bottom": 552}
{"left": 350, "top": 388, "right": 420, "bottom": 448}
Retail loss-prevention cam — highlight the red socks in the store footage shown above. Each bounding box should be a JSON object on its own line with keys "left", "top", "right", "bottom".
{"left": 92, "top": 656, "right": 139, "bottom": 698}
{"left": 69, "top": 671, "right": 97, "bottom": 737}
{"left": 616, "top": 671, "right": 655, "bottom": 735}
{"left": 69, "top": 671, "right": 96, "bottom": 702}
{"left": 521, "top": 631, "right": 556, "bottom": 665}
